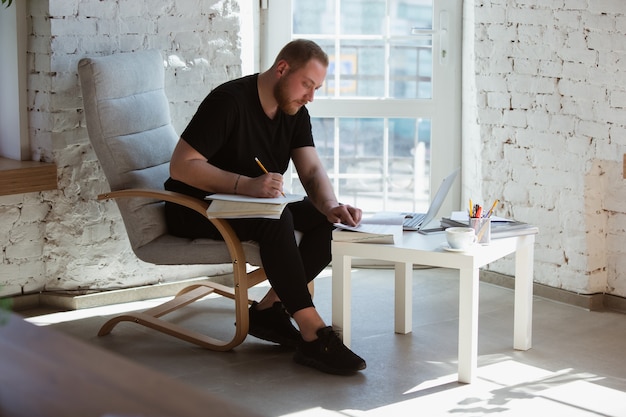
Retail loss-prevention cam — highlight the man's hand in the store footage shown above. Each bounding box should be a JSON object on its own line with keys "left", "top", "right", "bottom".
{"left": 240, "top": 172, "right": 285, "bottom": 198}
{"left": 326, "top": 203, "right": 362, "bottom": 227}
{"left": 257, "top": 172, "right": 285, "bottom": 198}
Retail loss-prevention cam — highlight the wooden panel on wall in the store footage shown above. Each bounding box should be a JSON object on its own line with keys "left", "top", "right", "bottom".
{"left": 0, "top": 157, "right": 57, "bottom": 196}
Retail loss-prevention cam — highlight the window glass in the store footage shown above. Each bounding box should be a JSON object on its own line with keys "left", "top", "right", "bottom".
{"left": 298, "top": 116, "right": 432, "bottom": 212}
{"left": 293, "top": 0, "right": 433, "bottom": 100}
{"left": 292, "top": 1, "right": 336, "bottom": 34}
{"left": 289, "top": 0, "right": 442, "bottom": 214}
{"left": 340, "top": 0, "right": 386, "bottom": 35}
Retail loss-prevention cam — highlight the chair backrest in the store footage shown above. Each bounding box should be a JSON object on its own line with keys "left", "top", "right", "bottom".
{"left": 78, "top": 50, "right": 177, "bottom": 252}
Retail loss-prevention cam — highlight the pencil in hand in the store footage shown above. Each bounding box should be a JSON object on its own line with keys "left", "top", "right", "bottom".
{"left": 255, "top": 157, "right": 286, "bottom": 197}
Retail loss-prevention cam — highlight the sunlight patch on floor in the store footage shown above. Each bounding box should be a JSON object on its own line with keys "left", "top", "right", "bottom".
{"left": 274, "top": 360, "right": 626, "bottom": 417}
{"left": 279, "top": 407, "right": 365, "bottom": 417}
{"left": 331, "top": 360, "right": 626, "bottom": 417}
{"left": 24, "top": 297, "right": 173, "bottom": 326}
{"left": 540, "top": 380, "right": 626, "bottom": 416}
{"left": 23, "top": 293, "right": 224, "bottom": 327}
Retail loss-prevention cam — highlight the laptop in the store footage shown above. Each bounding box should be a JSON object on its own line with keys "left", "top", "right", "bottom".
{"left": 402, "top": 167, "right": 460, "bottom": 231}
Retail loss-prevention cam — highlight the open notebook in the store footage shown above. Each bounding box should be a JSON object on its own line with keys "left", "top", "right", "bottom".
{"left": 204, "top": 193, "right": 304, "bottom": 219}
{"left": 402, "top": 168, "right": 460, "bottom": 231}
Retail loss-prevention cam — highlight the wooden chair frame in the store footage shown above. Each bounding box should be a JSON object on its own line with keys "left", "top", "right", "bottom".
{"left": 96, "top": 189, "right": 267, "bottom": 352}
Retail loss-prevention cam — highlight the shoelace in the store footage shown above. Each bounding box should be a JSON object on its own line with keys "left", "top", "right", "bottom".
{"left": 321, "top": 329, "right": 344, "bottom": 352}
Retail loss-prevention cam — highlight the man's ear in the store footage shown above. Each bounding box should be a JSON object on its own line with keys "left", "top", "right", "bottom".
{"left": 276, "top": 60, "right": 289, "bottom": 76}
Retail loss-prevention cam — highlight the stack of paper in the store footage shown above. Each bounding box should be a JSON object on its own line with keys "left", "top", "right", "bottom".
{"left": 440, "top": 211, "right": 538, "bottom": 239}
{"left": 205, "top": 194, "right": 304, "bottom": 219}
{"left": 333, "top": 214, "right": 404, "bottom": 244}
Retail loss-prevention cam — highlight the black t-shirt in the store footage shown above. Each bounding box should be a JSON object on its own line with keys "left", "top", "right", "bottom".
{"left": 165, "top": 74, "right": 314, "bottom": 199}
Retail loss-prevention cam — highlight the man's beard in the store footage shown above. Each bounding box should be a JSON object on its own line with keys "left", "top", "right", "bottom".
{"left": 274, "top": 75, "right": 302, "bottom": 116}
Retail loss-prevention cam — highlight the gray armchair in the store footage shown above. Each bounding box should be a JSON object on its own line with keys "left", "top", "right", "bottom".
{"left": 78, "top": 49, "right": 267, "bottom": 351}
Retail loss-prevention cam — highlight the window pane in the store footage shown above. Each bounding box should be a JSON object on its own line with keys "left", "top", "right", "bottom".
{"left": 328, "top": 40, "right": 385, "bottom": 97}
{"left": 389, "top": 0, "right": 433, "bottom": 36}
{"left": 311, "top": 117, "right": 335, "bottom": 170}
{"left": 339, "top": 118, "right": 383, "bottom": 161}
{"left": 390, "top": 40, "right": 432, "bottom": 99}
{"left": 340, "top": 0, "right": 386, "bottom": 35}
{"left": 314, "top": 40, "right": 334, "bottom": 98}
{"left": 295, "top": 0, "right": 433, "bottom": 100}
{"left": 302, "top": 116, "right": 432, "bottom": 214}
{"left": 292, "top": 0, "right": 335, "bottom": 35}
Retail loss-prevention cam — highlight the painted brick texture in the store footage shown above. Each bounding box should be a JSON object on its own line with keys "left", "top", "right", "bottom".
{"left": 471, "top": 0, "right": 626, "bottom": 296}
{"left": 1, "top": 0, "right": 240, "bottom": 296}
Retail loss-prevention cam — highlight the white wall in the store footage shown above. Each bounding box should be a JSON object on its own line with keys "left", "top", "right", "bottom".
{"left": 0, "top": 0, "right": 243, "bottom": 296}
{"left": 466, "top": 0, "right": 626, "bottom": 297}
{"left": 1, "top": 0, "right": 626, "bottom": 301}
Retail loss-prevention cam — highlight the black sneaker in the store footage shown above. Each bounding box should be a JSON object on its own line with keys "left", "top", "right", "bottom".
{"left": 248, "top": 301, "right": 302, "bottom": 348}
{"left": 293, "top": 326, "right": 366, "bottom": 375}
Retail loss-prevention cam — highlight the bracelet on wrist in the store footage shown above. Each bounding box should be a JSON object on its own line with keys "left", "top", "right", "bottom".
{"left": 233, "top": 174, "right": 241, "bottom": 194}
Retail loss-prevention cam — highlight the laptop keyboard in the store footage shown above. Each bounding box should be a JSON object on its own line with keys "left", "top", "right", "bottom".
{"left": 402, "top": 212, "right": 425, "bottom": 229}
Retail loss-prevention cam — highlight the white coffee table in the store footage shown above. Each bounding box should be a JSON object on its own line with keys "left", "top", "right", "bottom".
{"left": 331, "top": 231, "right": 535, "bottom": 383}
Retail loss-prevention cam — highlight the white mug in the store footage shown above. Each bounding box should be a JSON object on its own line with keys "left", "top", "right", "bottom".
{"left": 445, "top": 227, "right": 476, "bottom": 250}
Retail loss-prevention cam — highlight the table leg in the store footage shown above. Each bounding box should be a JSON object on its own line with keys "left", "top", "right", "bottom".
{"left": 458, "top": 267, "right": 479, "bottom": 384}
{"left": 514, "top": 234, "right": 534, "bottom": 350}
{"left": 332, "top": 251, "right": 353, "bottom": 347}
{"left": 395, "top": 262, "right": 413, "bottom": 334}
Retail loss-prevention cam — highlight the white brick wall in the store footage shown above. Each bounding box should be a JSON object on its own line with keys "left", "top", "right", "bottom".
{"left": 1, "top": 0, "right": 241, "bottom": 297}
{"left": 468, "top": 0, "right": 626, "bottom": 297}
{"left": 2, "top": 0, "right": 626, "bottom": 301}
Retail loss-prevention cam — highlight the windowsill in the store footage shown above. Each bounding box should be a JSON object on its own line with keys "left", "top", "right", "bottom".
{"left": 0, "top": 157, "right": 57, "bottom": 196}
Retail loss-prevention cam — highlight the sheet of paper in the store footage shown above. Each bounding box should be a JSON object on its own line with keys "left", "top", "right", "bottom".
{"left": 205, "top": 193, "right": 304, "bottom": 205}
{"left": 334, "top": 212, "right": 404, "bottom": 232}
{"left": 362, "top": 213, "right": 406, "bottom": 225}
{"left": 333, "top": 223, "right": 400, "bottom": 234}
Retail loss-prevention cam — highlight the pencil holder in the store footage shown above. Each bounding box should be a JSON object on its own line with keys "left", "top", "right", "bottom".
{"left": 470, "top": 217, "right": 491, "bottom": 244}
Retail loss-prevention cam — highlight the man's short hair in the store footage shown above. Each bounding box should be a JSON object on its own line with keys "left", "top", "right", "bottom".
{"left": 273, "top": 39, "right": 329, "bottom": 72}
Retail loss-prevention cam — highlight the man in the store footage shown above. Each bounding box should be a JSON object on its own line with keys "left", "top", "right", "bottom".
{"left": 164, "top": 39, "right": 366, "bottom": 375}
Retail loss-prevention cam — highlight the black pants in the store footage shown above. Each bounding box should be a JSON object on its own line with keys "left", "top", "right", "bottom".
{"left": 164, "top": 198, "right": 334, "bottom": 315}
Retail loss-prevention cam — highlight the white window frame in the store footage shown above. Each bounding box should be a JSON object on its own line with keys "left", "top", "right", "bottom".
{"left": 0, "top": 0, "right": 29, "bottom": 160}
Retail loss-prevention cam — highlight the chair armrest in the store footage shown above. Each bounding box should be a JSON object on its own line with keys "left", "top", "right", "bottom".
{"left": 98, "top": 189, "right": 209, "bottom": 217}
{"left": 98, "top": 189, "right": 246, "bottom": 260}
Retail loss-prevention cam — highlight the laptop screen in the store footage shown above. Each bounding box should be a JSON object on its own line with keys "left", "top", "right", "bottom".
{"left": 416, "top": 167, "right": 460, "bottom": 230}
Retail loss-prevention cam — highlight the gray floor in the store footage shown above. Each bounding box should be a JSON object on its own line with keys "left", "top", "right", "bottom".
{"left": 22, "top": 267, "right": 626, "bottom": 417}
